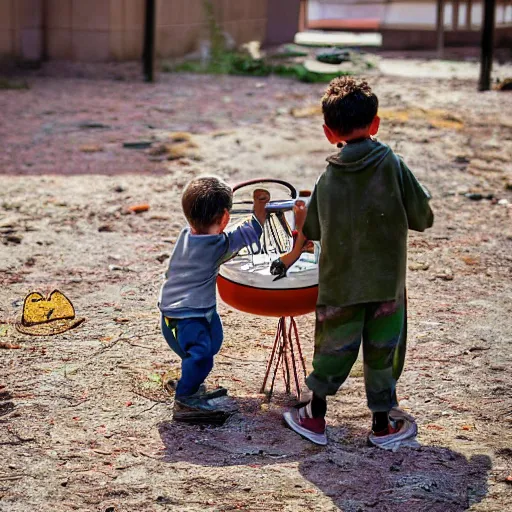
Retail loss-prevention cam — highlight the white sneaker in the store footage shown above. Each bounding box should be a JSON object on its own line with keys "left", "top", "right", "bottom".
{"left": 368, "top": 409, "right": 418, "bottom": 450}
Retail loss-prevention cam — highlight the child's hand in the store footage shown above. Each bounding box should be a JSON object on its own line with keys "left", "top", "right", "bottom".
{"left": 294, "top": 200, "right": 307, "bottom": 231}
{"left": 253, "top": 188, "right": 270, "bottom": 226}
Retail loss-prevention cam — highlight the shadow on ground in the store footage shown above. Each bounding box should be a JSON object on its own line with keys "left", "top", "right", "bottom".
{"left": 157, "top": 397, "right": 491, "bottom": 512}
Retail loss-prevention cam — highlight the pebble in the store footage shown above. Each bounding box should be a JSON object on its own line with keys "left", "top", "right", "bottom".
{"left": 409, "top": 261, "right": 430, "bottom": 271}
{"left": 156, "top": 253, "right": 170, "bottom": 263}
{"left": 498, "top": 198, "right": 509, "bottom": 206}
{"left": 108, "top": 265, "right": 133, "bottom": 272}
{"left": 5, "top": 234, "right": 22, "bottom": 244}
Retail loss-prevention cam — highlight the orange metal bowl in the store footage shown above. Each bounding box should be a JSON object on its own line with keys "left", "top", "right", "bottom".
{"left": 217, "top": 275, "right": 317, "bottom": 318}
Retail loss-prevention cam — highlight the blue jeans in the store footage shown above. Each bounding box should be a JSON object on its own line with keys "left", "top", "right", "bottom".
{"left": 161, "top": 313, "right": 224, "bottom": 398}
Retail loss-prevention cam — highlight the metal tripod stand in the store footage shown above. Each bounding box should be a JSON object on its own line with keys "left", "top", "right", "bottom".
{"left": 260, "top": 316, "right": 307, "bottom": 400}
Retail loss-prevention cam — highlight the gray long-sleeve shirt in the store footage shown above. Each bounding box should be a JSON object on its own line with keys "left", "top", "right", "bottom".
{"left": 159, "top": 217, "right": 263, "bottom": 319}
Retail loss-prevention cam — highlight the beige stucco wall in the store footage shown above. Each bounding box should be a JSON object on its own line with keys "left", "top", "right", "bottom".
{"left": 156, "top": 0, "right": 268, "bottom": 58}
{"left": 47, "top": 0, "right": 145, "bottom": 61}
{"left": 0, "top": 0, "right": 44, "bottom": 61}
{"left": 0, "top": 0, "right": 269, "bottom": 62}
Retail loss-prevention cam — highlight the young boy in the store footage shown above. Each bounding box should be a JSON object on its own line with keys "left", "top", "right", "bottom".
{"left": 276, "top": 77, "right": 434, "bottom": 448}
{"left": 159, "top": 176, "right": 269, "bottom": 423}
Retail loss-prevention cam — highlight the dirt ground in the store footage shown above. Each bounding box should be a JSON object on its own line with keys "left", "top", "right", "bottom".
{"left": 1, "top": 60, "right": 511, "bottom": 512}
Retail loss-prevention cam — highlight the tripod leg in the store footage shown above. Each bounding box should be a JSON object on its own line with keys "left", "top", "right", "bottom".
{"left": 281, "top": 317, "right": 291, "bottom": 394}
{"left": 290, "top": 317, "right": 307, "bottom": 380}
{"left": 260, "top": 317, "right": 283, "bottom": 394}
{"left": 287, "top": 318, "right": 301, "bottom": 398}
{"left": 269, "top": 321, "right": 286, "bottom": 400}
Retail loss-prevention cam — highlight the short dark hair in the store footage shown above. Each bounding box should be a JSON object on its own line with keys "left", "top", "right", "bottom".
{"left": 181, "top": 176, "right": 233, "bottom": 233}
{"left": 322, "top": 77, "right": 378, "bottom": 136}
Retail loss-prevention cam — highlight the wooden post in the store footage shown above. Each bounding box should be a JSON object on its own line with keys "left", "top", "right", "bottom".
{"left": 478, "top": 0, "right": 496, "bottom": 91}
{"left": 299, "top": 0, "right": 308, "bottom": 32}
{"left": 143, "top": 0, "right": 156, "bottom": 83}
{"left": 466, "top": 0, "right": 473, "bottom": 29}
{"left": 42, "top": 0, "right": 48, "bottom": 61}
{"left": 436, "top": 0, "right": 445, "bottom": 58}
{"left": 453, "top": 0, "right": 460, "bottom": 30}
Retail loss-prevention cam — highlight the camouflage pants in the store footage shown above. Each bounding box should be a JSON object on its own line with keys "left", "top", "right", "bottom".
{"left": 306, "top": 294, "right": 407, "bottom": 412}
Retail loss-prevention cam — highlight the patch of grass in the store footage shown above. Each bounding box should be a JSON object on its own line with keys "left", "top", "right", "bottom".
{"left": 165, "top": 0, "right": 350, "bottom": 83}
{"left": 269, "top": 44, "right": 309, "bottom": 59}
{"left": 0, "top": 78, "right": 29, "bottom": 90}
{"left": 273, "top": 63, "right": 350, "bottom": 83}
{"left": 164, "top": 0, "right": 351, "bottom": 83}
{"left": 168, "top": 52, "right": 350, "bottom": 83}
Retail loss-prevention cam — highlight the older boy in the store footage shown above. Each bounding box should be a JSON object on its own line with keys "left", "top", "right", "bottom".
{"left": 159, "top": 176, "right": 269, "bottom": 423}
{"left": 277, "top": 77, "right": 434, "bottom": 448}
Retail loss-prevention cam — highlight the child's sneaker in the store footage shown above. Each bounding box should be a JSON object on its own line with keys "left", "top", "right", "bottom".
{"left": 164, "top": 377, "right": 227, "bottom": 400}
{"left": 283, "top": 402, "right": 327, "bottom": 446}
{"left": 368, "top": 408, "right": 417, "bottom": 450}
{"left": 173, "top": 395, "right": 231, "bottom": 424}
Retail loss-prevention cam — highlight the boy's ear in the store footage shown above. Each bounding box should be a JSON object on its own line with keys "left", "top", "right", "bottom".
{"left": 369, "top": 115, "right": 380, "bottom": 136}
{"left": 219, "top": 209, "right": 230, "bottom": 231}
{"left": 323, "top": 124, "right": 340, "bottom": 145}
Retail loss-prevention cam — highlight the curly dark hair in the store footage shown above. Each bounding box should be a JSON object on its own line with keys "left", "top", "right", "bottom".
{"left": 322, "top": 77, "right": 379, "bottom": 136}
{"left": 181, "top": 176, "right": 233, "bottom": 233}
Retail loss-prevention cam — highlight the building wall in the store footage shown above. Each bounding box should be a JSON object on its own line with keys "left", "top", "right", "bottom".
{"left": 46, "top": 0, "right": 145, "bottom": 61}
{"left": 0, "top": 0, "right": 44, "bottom": 61}
{"left": 0, "top": 0, "right": 269, "bottom": 62}
{"left": 156, "top": 0, "right": 268, "bottom": 58}
{"left": 307, "top": 0, "right": 512, "bottom": 29}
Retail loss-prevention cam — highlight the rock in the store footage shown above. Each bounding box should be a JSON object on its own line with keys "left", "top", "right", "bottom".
{"left": 498, "top": 199, "right": 509, "bottom": 206}
{"left": 409, "top": 261, "right": 430, "bottom": 271}
{"left": 78, "top": 121, "right": 110, "bottom": 130}
{"left": 495, "top": 78, "right": 512, "bottom": 91}
{"left": 123, "top": 141, "right": 152, "bottom": 149}
{"left": 156, "top": 253, "right": 170, "bottom": 263}
{"left": 108, "top": 265, "right": 133, "bottom": 272}
{"left": 5, "top": 234, "right": 22, "bottom": 244}
{"left": 240, "top": 40, "right": 262, "bottom": 60}
{"left": 25, "top": 257, "right": 36, "bottom": 267}
{"left": 464, "top": 193, "right": 483, "bottom": 201}
{"left": 98, "top": 224, "right": 114, "bottom": 232}
{"left": 113, "top": 185, "right": 126, "bottom": 193}
{"left": 434, "top": 269, "right": 454, "bottom": 281}
{"left": 147, "top": 143, "right": 169, "bottom": 156}
{"left": 316, "top": 48, "right": 351, "bottom": 65}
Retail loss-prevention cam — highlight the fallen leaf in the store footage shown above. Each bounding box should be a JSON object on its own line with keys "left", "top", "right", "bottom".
{"left": 426, "top": 424, "right": 444, "bottom": 431}
{"left": 127, "top": 204, "right": 150, "bottom": 213}
{"left": 79, "top": 144, "right": 103, "bottom": 153}
{"left": 462, "top": 256, "right": 479, "bottom": 266}
{"left": 0, "top": 342, "right": 20, "bottom": 349}
{"left": 290, "top": 105, "right": 321, "bottom": 118}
